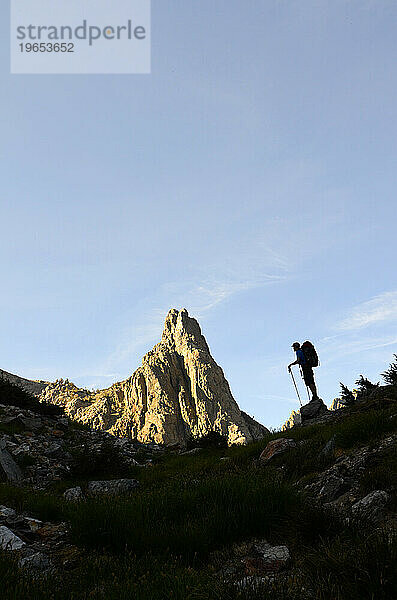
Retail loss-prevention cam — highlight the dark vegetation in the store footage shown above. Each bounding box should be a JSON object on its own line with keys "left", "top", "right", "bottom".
{"left": 0, "top": 377, "right": 62, "bottom": 416}
{"left": 339, "top": 382, "right": 356, "bottom": 406}
{"left": 0, "top": 360, "right": 396, "bottom": 599}
{"left": 339, "top": 354, "right": 397, "bottom": 406}
{"left": 383, "top": 354, "right": 397, "bottom": 386}
{"left": 69, "top": 439, "right": 132, "bottom": 481}
{"left": 186, "top": 430, "right": 228, "bottom": 450}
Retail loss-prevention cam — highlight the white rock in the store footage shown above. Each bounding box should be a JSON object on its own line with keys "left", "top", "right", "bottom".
{"left": 19, "top": 552, "right": 52, "bottom": 573}
{"left": 0, "top": 444, "right": 23, "bottom": 483}
{"left": 261, "top": 544, "right": 290, "bottom": 564}
{"left": 0, "top": 505, "right": 17, "bottom": 518}
{"left": 352, "top": 490, "right": 389, "bottom": 521}
{"left": 0, "top": 526, "right": 25, "bottom": 550}
{"left": 63, "top": 486, "right": 84, "bottom": 502}
{"left": 87, "top": 479, "right": 139, "bottom": 496}
{"left": 235, "top": 575, "right": 267, "bottom": 589}
{"left": 24, "top": 517, "right": 43, "bottom": 532}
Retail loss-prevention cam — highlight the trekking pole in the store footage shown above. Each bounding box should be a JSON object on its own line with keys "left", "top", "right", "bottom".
{"left": 290, "top": 369, "right": 302, "bottom": 407}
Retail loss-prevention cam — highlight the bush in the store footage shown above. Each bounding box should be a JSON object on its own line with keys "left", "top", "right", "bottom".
{"left": 186, "top": 430, "right": 228, "bottom": 450}
{"left": 339, "top": 382, "right": 356, "bottom": 406}
{"left": 69, "top": 439, "right": 132, "bottom": 480}
{"left": 355, "top": 375, "right": 379, "bottom": 399}
{"left": 382, "top": 354, "right": 397, "bottom": 386}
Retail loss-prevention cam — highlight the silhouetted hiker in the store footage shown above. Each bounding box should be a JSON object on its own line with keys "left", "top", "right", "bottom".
{"left": 288, "top": 342, "right": 319, "bottom": 400}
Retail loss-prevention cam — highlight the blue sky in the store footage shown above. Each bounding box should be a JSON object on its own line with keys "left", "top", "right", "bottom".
{"left": 1, "top": 1, "right": 396, "bottom": 428}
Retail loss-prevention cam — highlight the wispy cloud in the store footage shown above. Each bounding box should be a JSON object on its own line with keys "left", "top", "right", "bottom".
{"left": 337, "top": 291, "right": 397, "bottom": 331}
{"left": 323, "top": 334, "right": 397, "bottom": 362}
{"left": 82, "top": 237, "right": 292, "bottom": 390}
{"left": 187, "top": 273, "right": 287, "bottom": 317}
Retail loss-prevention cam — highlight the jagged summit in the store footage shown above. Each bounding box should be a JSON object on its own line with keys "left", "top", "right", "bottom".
{"left": 1, "top": 309, "right": 268, "bottom": 446}
{"left": 161, "top": 308, "right": 208, "bottom": 347}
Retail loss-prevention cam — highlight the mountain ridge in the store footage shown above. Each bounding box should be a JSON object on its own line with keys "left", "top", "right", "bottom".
{"left": 1, "top": 309, "right": 268, "bottom": 446}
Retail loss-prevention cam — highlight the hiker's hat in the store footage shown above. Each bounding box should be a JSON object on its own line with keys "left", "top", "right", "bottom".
{"left": 292, "top": 342, "right": 300, "bottom": 349}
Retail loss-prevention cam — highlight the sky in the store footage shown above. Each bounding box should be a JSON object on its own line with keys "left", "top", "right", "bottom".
{"left": 1, "top": 0, "right": 397, "bottom": 429}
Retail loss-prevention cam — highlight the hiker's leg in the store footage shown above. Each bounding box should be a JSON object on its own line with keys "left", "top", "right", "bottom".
{"left": 303, "top": 367, "right": 318, "bottom": 399}
{"left": 309, "top": 383, "right": 318, "bottom": 399}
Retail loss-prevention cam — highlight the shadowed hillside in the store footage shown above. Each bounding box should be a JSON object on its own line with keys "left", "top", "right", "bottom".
{"left": 0, "top": 355, "right": 396, "bottom": 598}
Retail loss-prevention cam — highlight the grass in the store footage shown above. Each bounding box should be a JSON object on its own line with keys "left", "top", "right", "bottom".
{"left": 0, "top": 484, "right": 65, "bottom": 522}
{"left": 0, "top": 551, "right": 220, "bottom": 600}
{"left": 302, "top": 528, "right": 397, "bottom": 600}
{"left": 359, "top": 445, "right": 397, "bottom": 509}
{"left": 69, "top": 467, "right": 299, "bottom": 557}
{"left": 334, "top": 410, "right": 396, "bottom": 449}
{"left": 1, "top": 526, "right": 395, "bottom": 600}
{"left": 0, "top": 387, "right": 395, "bottom": 599}
{"left": 68, "top": 438, "right": 134, "bottom": 481}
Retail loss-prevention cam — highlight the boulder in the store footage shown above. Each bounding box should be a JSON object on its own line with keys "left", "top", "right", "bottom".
{"left": 352, "top": 490, "right": 389, "bottom": 522}
{"left": 244, "top": 542, "right": 291, "bottom": 575}
{"left": 318, "top": 474, "right": 352, "bottom": 502}
{"left": 259, "top": 439, "right": 297, "bottom": 463}
{"left": 87, "top": 479, "right": 139, "bottom": 496}
{"left": 19, "top": 552, "right": 53, "bottom": 574}
{"left": 0, "top": 526, "right": 25, "bottom": 550}
{"left": 0, "top": 439, "right": 23, "bottom": 483}
{"left": 63, "top": 486, "right": 84, "bottom": 502}
{"left": 320, "top": 435, "right": 337, "bottom": 457}
{"left": 1, "top": 414, "right": 43, "bottom": 431}
{"left": 300, "top": 398, "right": 329, "bottom": 421}
{"left": 0, "top": 505, "right": 17, "bottom": 519}
{"left": 24, "top": 517, "right": 43, "bottom": 533}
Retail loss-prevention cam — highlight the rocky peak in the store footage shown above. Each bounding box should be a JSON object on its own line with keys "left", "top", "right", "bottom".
{"left": 161, "top": 308, "right": 210, "bottom": 354}
{"left": 1, "top": 310, "right": 269, "bottom": 447}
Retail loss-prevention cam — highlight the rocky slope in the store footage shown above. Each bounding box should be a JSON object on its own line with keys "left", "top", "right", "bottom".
{"left": 2, "top": 309, "right": 268, "bottom": 446}
{"left": 0, "top": 369, "right": 48, "bottom": 397}
{"left": 1, "top": 378, "right": 395, "bottom": 595}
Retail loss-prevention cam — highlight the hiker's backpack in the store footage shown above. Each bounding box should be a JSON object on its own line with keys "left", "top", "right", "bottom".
{"left": 301, "top": 341, "right": 319, "bottom": 367}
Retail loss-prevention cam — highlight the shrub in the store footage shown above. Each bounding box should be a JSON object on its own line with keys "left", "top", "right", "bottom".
{"left": 339, "top": 382, "right": 356, "bottom": 406}
{"left": 382, "top": 354, "right": 397, "bottom": 386}
{"left": 186, "top": 430, "right": 228, "bottom": 450}
{"left": 355, "top": 375, "right": 379, "bottom": 398}
{"left": 69, "top": 439, "right": 132, "bottom": 480}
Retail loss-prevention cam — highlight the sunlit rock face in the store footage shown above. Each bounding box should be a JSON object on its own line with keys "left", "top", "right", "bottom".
{"left": 5, "top": 309, "right": 269, "bottom": 446}
{"left": 281, "top": 410, "right": 302, "bottom": 431}
{"left": 330, "top": 398, "right": 346, "bottom": 411}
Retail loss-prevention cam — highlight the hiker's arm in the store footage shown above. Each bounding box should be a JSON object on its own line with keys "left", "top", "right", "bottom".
{"left": 288, "top": 360, "right": 299, "bottom": 370}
